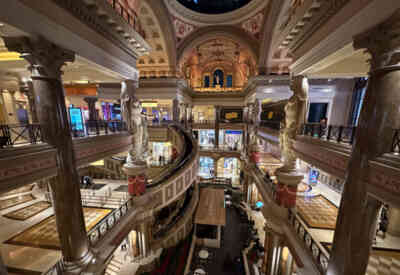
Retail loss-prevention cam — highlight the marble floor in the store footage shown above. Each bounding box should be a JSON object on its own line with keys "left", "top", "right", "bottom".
{"left": 1, "top": 180, "right": 130, "bottom": 273}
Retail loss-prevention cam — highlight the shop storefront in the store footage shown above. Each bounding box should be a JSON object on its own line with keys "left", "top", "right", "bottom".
{"left": 193, "top": 105, "right": 215, "bottom": 122}
{"left": 199, "top": 156, "right": 214, "bottom": 179}
{"left": 218, "top": 130, "right": 243, "bottom": 150}
{"left": 141, "top": 100, "right": 172, "bottom": 122}
{"left": 217, "top": 157, "right": 240, "bottom": 185}
{"left": 197, "top": 129, "right": 215, "bottom": 147}
{"left": 150, "top": 142, "right": 172, "bottom": 166}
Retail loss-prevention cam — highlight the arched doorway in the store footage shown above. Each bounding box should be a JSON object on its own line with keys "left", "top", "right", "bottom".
{"left": 216, "top": 157, "right": 240, "bottom": 185}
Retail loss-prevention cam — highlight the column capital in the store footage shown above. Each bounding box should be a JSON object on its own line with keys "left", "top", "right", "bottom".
{"left": 354, "top": 10, "right": 400, "bottom": 72}
{"left": 83, "top": 97, "right": 98, "bottom": 104}
{"left": 3, "top": 36, "right": 74, "bottom": 79}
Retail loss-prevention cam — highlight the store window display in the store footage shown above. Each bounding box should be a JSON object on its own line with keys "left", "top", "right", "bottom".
{"left": 219, "top": 130, "right": 243, "bottom": 150}
{"left": 199, "top": 156, "right": 214, "bottom": 179}
{"left": 217, "top": 157, "right": 240, "bottom": 185}
{"left": 198, "top": 129, "right": 215, "bottom": 148}
{"left": 150, "top": 142, "right": 172, "bottom": 166}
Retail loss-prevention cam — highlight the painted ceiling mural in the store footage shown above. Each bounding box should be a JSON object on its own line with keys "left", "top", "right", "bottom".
{"left": 173, "top": 17, "right": 196, "bottom": 43}
{"left": 240, "top": 11, "right": 264, "bottom": 40}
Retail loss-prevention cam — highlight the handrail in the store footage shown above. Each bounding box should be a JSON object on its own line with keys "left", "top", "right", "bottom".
{"left": 301, "top": 123, "right": 356, "bottom": 145}
{"left": 288, "top": 210, "right": 329, "bottom": 273}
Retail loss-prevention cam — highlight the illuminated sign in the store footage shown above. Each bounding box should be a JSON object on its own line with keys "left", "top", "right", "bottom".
{"left": 141, "top": 102, "right": 158, "bottom": 107}
{"left": 225, "top": 112, "right": 238, "bottom": 120}
{"left": 69, "top": 107, "right": 84, "bottom": 131}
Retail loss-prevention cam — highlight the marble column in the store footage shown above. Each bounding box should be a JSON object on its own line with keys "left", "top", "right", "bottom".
{"left": 262, "top": 225, "right": 284, "bottom": 275}
{"left": 172, "top": 98, "right": 180, "bottom": 122}
{"left": 0, "top": 253, "right": 7, "bottom": 275}
{"left": 215, "top": 105, "right": 221, "bottom": 148}
{"left": 0, "top": 90, "right": 7, "bottom": 124}
{"left": 7, "top": 90, "right": 18, "bottom": 124}
{"left": 4, "top": 37, "right": 93, "bottom": 270}
{"left": 84, "top": 97, "right": 98, "bottom": 121}
{"left": 388, "top": 207, "right": 400, "bottom": 237}
{"left": 21, "top": 81, "right": 38, "bottom": 123}
{"left": 327, "top": 12, "right": 400, "bottom": 275}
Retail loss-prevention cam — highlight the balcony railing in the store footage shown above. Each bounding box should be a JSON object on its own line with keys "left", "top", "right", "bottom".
{"left": 106, "top": 0, "right": 145, "bottom": 38}
{"left": 288, "top": 210, "right": 329, "bottom": 273}
{"left": 259, "top": 121, "right": 282, "bottom": 131}
{"left": 191, "top": 120, "right": 216, "bottom": 125}
{"left": 71, "top": 120, "right": 127, "bottom": 137}
{"left": 301, "top": 124, "right": 356, "bottom": 145}
{"left": 88, "top": 199, "right": 132, "bottom": 246}
{"left": 0, "top": 123, "right": 42, "bottom": 148}
{"left": 199, "top": 144, "right": 242, "bottom": 152}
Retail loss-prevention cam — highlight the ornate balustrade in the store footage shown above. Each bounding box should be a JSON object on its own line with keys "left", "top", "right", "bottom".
{"left": 288, "top": 210, "right": 329, "bottom": 273}
{"left": 88, "top": 199, "right": 132, "bottom": 246}
{"left": 151, "top": 185, "right": 199, "bottom": 249}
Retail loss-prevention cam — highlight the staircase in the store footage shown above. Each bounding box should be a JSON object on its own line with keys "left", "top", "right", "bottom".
{"left": 105, "top": 257, "right": 123, "bottom": 275}
{"left": 366, "top": 255, "right": 400, "bottom": 275}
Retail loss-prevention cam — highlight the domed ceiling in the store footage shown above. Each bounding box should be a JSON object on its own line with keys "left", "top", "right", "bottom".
{"left": 176, "top": 0, "right": 253, "bottom": 14}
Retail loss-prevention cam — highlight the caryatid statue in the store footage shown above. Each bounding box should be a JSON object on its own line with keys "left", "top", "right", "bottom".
{"left": 279, "top": 76, "right": 309, "bottom": 171}
{"left": 121, "top": 80, "right": 149, "bottom": 167}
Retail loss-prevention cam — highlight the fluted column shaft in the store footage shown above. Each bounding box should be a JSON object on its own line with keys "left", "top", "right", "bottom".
{"left": 215, "top": 105, "right": 221, "bottom": 148}
{"left": 4, "top": 37, "right": 92, "bottom": 270}
{"left": 327, "top": 11, "right": 400, "bottom": 275}
{"left": 84, "top": 97, "right": 98, "bottom": 121}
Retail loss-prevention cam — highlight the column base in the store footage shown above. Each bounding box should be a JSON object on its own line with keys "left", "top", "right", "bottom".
{"left": 62, "top": 250, "right": 95, "bottom": 273}
{"left": 275, "top": 169, "right": 303, "bottom": 208}
{"left": 123, "top": 161, "right": 148, "bottom": 197}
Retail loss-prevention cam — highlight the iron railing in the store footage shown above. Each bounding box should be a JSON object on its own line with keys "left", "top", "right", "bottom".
{"left": 301, "top": 124, "right": 357, "bottom": 145}
{"left": 106, "top": 0, "right": 145, "bottom": 38}
{"left": 288, "top": 210, "right": 330, "bottom": 273}
{"left": 259, "top": 121, "right": 282, "bottom": 130}
{"left": 0, "top": 123, "right": 42, "bottom": 148}
{"left": 71, "top": 120, "right": 127, "bottom": 137}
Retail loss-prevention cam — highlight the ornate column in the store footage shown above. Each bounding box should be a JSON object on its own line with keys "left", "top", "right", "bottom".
{"left": 0, "top": 253, "right": 7, "bottom": 275}
{"left": 253, "top": 99, "right": 261, "bottom": 125}
{"left": 84, "top": 97, "right": 98, "bottom": 121}
{"left": 215, "top": 105, "right": 221, "bottom": 148}
{"left": 262, "top": 224, "right": 285, "bottom": 275}
{"left": 7, "top": 90, "right": 18, "bottom": 123}
{"left": 172, "top": 98, "right": 180, "bottom": 122}
{"left": 388, "top": 207, "right": 400, "bottom": 236}
{"left": 21, "top": 81, "right": 38, "bottom": 123}
{"left": 0, "top": 90, "right": 8, "bottom": 124}
{"left": 4, "top": 37, "right": 93, "bottom": 270}
{"left": 327, "top": 12, "right": 400, "bottom": 275}
{"left": 275, "top": 76, "right": 308, "bottom": 208}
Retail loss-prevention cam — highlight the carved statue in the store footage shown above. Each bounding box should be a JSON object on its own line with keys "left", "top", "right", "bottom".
{"left": 126, "top": 99, "right": 149, "bottom": 165}
{"left": 278, "top": 76, "right": 309, "bottom": 171}
{"left": 121, "top": 81, "right": 133, "bottom": 132}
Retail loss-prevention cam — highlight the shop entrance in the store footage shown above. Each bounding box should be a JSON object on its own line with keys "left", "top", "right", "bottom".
{"left": 216, "top": 157, "right": 240, "bottom": 185}
{"left": 199, "top": 156, "right": 215, "bottom": 179}
{"left": 219, "top": 130, "right": 243, "bottom": 150}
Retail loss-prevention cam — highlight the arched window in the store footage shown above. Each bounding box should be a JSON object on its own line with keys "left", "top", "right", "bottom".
{"left": 213, "top": 69, "right": 224, "bottom": 87}
{"left": 227, "top": 75, "right": 233, "bottom": 87}
{"left": 204, "top": 75, "right": 210, "bottom": 88}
